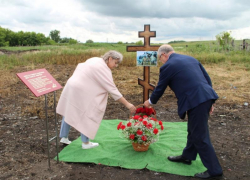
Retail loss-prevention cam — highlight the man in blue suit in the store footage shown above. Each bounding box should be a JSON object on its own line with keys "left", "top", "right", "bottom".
{"left": 144, "top": 45, "right": 223, "bottom": 179}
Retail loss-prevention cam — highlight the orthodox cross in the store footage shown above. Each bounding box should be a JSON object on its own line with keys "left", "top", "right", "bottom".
{"left": 126, "top": 24, "right": 160, "bottom": 103}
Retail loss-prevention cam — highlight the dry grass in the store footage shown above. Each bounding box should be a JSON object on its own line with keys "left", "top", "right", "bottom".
{"left": 205, "top": 63, "right": 250, "bottom": 104}
{"left": 1, "top": 59, "right": 249, "bottom": 118}
{"left": 113, "top": 63, "right": 250, "bottom": 106}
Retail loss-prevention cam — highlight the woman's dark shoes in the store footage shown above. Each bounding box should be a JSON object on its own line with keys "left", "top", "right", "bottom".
{"left": 167, "top": 155, "right": 191, "bottom": 165}
{"left": 194, "top": 170, "right": 223, "bottom": 179}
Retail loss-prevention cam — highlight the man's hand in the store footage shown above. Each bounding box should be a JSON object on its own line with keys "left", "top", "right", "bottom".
{"left": 209, "top": 105, "right": 215, "bottom": 115}
{"left": 144, "top": 100, "right": 150, "bottom": 108}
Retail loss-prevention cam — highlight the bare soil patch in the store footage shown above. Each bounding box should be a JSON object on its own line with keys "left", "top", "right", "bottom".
{"left": 0, "top": 61, "right": 249, "bottom": 179}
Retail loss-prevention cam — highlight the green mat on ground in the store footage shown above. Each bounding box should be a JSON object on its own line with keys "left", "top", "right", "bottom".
{"left": 56, "top": 120, "right": 206, "bottom": 176}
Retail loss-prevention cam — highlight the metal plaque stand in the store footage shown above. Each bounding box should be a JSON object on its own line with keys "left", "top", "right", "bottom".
{"left": 16, "top": 68, "right": 62, "bottom": 170}
{"left": 44, "top": 91, "right": 59, "bottom": 169}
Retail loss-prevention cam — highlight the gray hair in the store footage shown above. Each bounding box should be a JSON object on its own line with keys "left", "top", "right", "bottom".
{"left": 157, "top": 44, "right": 174, "bottom": 56}
{"left": 102, "top": 50, "right": 123, "bottom": 63}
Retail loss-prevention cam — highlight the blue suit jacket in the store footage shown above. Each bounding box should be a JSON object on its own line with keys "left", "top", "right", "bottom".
{"left": 150, "top": 53, "right": 218, "bottom": 119}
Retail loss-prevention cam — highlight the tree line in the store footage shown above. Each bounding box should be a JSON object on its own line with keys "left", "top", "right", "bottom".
{"left": 0, "top": 26, "right": 78, "bottom": 47}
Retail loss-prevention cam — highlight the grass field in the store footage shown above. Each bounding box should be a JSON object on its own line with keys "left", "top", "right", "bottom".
{"left": 0, "top": 41, "right": 250, "bottom": 108}
{"left": 1, "top": 40, "right": 250, "bottom": 69}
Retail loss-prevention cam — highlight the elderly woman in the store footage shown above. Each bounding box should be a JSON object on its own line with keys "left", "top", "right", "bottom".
{"left": 57, "top": 50, "right": 136, "bottom": 149}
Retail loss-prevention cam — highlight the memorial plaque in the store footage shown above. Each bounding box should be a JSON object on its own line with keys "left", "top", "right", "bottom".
{"left": 16, "top": 68, "right": 62, "bottom": 97}
{"left": 136, "top": 51, "right": 157, "bottom": 66}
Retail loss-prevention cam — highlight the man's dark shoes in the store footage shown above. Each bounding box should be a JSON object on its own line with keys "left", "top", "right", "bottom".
{"left": 194, "top": 170, "right": 223, "bottom": 179}
{"left": 167, "top": 155, "right": 191, "bottom": 165}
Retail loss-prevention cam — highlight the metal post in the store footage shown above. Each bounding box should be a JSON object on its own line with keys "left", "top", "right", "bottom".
{"left": 54, "top": 91, "right": 59, "bottom": 162}
{"left": 44, "top": 94, "right": 51, "bottom": 169}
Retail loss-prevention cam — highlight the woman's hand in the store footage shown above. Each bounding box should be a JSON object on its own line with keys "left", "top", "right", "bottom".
{"left": 117, "top": 97, "right": 136, "bottom": 113}
{"left": 126, "top": 103, "right": 136, "bottom": 114}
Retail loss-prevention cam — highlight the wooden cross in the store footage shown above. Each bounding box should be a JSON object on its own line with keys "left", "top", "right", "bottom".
{"left": 126, "top": 24, "right": 160, "bottom": 103}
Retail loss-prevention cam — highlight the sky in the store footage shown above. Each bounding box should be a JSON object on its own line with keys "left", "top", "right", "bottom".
{"left": 1, "top": 0, "right": 250, "bottom": 43}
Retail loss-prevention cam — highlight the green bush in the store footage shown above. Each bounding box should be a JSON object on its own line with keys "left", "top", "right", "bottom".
{"left": 86, "top": 39, "right": 94, "bottom": 43}
{"left": 46, "top": 39, "right": 56, "bottom": 45}
{"left": 135, "top": 40, "right": 143, "bottom": 45}
{"left": 69, "top": 39, "right": 77, "bottom": 44}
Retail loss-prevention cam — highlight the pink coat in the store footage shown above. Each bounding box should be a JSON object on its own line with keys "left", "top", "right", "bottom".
{"left": 56, "top": 57, "right": 122, "bottom": 139}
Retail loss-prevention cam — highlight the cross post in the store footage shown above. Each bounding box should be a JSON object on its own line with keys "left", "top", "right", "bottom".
{"left": 126, "top": 24, "right": 160, "bottom": 103}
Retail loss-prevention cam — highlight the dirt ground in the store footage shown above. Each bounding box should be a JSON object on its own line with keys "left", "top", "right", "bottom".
{"left": 0, "top": 50, "right": 250, "bottom": 180}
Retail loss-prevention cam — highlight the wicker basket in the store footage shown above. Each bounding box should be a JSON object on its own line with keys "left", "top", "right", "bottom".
{"left": 130, "top": 104, "right": 157, "bottom": 152}
{"left": 132, "top": 142, "right": 149, "bottom": 152}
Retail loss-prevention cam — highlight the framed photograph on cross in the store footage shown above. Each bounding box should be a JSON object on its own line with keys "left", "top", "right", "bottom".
{"left": 136, "top": 51, "right": 157, "bottom": 66}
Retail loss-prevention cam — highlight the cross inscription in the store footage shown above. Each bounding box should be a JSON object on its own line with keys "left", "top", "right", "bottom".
{"left": 126, "top": 24, "right": 160, "bottom": 103}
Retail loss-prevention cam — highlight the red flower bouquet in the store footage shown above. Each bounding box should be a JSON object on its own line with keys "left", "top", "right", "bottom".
{"left": 117, "top": 106, "right": 164, "bottom": 151}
